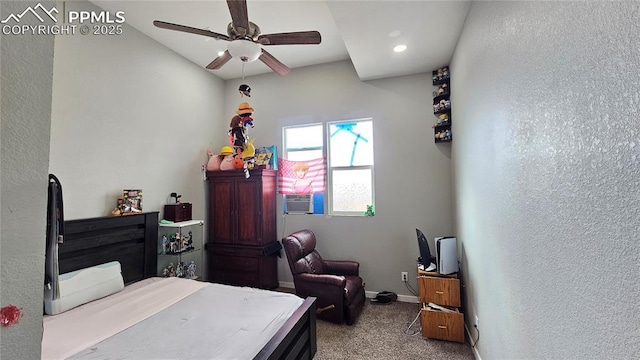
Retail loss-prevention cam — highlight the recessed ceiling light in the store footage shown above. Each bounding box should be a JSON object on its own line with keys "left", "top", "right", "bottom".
{"left": 393, "top": 45, "right": 407, "bottom": 53}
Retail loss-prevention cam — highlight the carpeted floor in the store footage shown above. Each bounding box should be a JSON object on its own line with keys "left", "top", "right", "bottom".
{"left": 314, "top": 300, "right": 476, "bottom": 360}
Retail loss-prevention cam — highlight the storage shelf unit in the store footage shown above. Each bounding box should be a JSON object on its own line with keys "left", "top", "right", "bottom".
{"left": 432, "top": 66, "right": 452, "bottom": 143}
{"left": 158, "top": 220, "right": 204, "bottom": 280}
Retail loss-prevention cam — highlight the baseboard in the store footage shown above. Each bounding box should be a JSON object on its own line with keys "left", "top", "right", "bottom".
{"left": 464, "top": 324, "right": 482, "bottom": 360}
{"left": 366, "top": 290, "right": 418, "bottom": 303}
{"left": 279, "top": 282, "right": 419, "bottom": 303}
{"left": 397, "top": 294, "right": 419, "bottom": 303}
{"left": 279, "top": 281, "right": 295, "bottom": 289}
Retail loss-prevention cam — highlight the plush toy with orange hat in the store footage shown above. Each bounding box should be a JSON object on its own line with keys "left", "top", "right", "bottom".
{"left": 229, "top": 102, "right": 255, "bottom": 153}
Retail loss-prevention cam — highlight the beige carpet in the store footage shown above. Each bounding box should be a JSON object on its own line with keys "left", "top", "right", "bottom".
{"left": 314, "top": 300, "right": 475, "bottom": 360}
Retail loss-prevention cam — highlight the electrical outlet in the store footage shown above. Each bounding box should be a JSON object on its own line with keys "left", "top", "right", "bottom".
{"left": 474, "top": 315, "right": 479, "bottom": 328}
{"left": 401, "top": 271, "right": 408, "bottom": 282}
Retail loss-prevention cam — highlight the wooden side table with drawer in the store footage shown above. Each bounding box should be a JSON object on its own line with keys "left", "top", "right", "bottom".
{"left": 418, "top": 269, "right": 464, "bottom": 343}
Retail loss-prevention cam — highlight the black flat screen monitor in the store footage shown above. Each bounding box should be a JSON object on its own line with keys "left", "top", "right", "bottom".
{"left": 416, "top": 229, "right": 436, "bottom": 271}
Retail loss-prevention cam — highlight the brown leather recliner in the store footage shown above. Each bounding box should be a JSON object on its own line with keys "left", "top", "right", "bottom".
{"left": 282, "top": 229, "right": 365, "bottom": 325}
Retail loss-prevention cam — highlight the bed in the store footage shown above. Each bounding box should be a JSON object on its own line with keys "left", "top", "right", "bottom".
{"left": 42, "top": 212, "right": 317, "bottom": 360}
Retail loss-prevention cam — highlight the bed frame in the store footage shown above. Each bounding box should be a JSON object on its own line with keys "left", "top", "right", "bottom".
{"left": 59, "top": 212, "right": 317, "bottom": 360}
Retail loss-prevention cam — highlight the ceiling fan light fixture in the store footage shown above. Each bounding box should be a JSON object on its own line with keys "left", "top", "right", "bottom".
{"left": 227, "top": 40, "right": 262, "bottom": 62}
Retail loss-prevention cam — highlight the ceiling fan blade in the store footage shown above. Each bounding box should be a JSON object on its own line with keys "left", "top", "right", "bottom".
{"left": 206, "top": 50, "right": 233, "bottom": 70}
{"left": 258, "top": 49, "right": 290, "bottom": 76}
{"left": 258, "top": 31, "right": 322, "bottom": 46}
{"left": 153, "top": 20, "right": 230, "bottom": 41}
{"left": 226, "top": 0, "right": 250, "bottom": 36}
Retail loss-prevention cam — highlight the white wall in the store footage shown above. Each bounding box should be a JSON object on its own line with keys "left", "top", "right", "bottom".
{"left": 0, "top": 1, "right": 55, "bottom": 358}
{"left": 49, "top": 0, "right": 225, "bottom": 221}
{"left": 220, "top": 60, "right": 454, "bottom": 296}
{"left": 451, "top": 1, "right": 640, "bottom": 359}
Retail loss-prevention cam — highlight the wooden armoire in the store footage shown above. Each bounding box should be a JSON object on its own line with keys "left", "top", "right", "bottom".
{"left": 205, "top": 169, "right": 280, "bottom": 289}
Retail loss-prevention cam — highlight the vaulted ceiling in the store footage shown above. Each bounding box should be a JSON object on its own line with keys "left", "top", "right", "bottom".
{"left": 91, "top": 1, "right": 471, "bottom": 81}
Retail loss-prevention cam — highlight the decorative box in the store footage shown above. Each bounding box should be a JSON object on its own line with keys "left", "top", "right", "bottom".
{"left": 164, "top": 203, "right": 192, "bottom": 222}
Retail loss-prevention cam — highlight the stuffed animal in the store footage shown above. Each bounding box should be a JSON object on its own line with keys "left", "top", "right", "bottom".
{"left": 442, "top": 66, "right": 449, "bottom": 78}
{"left": 238, "top": 84, "right": 251, "bottom": 97}
{"left": 229, "top": 102, "right": 255, "bottom": 153}
{"left": 232, "top": 156, "right": 244, "bottom": 169}
{"left": 219, "top": 154, "right": 235, "bottom": 171}
{"left": 229, "top": 115, "right": 246, "bottom": 150}
{"left": 206, "top": 149, "right": 222, "bottom": 171}
{"left": 241, "top": 138, "right": 256, "bottom": 159}
{"left": 240, "top": 113, "right": 254, "bottom": 128}
{"left": 436, "top": 83, "right": 448, "bottom": 95}
{"left": 219, "top": 146, "right": 236, "bottom": 171}
{"left": 364, "top": 205, "right": 375, "bottom": 216}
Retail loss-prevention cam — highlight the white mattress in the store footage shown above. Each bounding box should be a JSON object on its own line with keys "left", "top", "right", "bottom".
{"left": 42, "top": 277, "right": 304, "bottom": 360}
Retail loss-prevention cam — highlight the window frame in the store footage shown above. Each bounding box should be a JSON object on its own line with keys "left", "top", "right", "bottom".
{"left": 326, "top": 118, "right": 375, "bottom": 216}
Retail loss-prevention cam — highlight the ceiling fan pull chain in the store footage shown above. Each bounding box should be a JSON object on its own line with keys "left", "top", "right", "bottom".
{"left": 237, "top": 63, "right": 252, "bottom": 98}
{"left": 240, "top": 63, "right": 246, "bottom": 98}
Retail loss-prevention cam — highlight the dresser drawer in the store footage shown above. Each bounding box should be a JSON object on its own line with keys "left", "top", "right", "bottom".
{"left": 421, "top": 305, "right": 464, "bottom": 343}
{"left": 212, "top": 270, "right": 259, "bottom": 288}
{"left": 208, "top": 245, "right": 264, "bottom": 257}
{"left": 419, "top": 276, "right": 460, "bottom": 307}
{"left": 210, "top": 255, "right": 258, "bottom": 272}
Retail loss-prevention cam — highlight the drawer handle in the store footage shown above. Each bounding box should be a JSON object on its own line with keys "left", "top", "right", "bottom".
{"left": 438, "top": 325, "right": 447, "bottom": 329}
{"left": 435, "top": 291, "right": 444, "bottom": 295}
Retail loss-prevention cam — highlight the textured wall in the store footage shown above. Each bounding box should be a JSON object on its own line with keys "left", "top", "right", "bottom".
{"left": 221, "top": 61, "right": 454, "bottom": 297}
{"left": 0, "top": 1, "right": 55, "bottom": 358}
{"left": 451, "top": 1, "right": 640, "bottom": 359}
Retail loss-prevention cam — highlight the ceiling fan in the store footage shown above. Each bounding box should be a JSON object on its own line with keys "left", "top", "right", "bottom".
{"left": 153, "top": 0, "right": 322, "bottom": 76}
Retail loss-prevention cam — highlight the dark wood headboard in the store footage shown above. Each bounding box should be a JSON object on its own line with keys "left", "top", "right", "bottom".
{"left": 59, "top": 212, "right": 158, "bottom": 284}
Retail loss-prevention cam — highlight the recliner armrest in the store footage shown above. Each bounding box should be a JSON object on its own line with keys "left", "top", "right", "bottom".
{"left": 295, "top": 273, "right": 346, "bottom": 287}
{"left": 323, "top": 260, "right": 359, "bottom": 276}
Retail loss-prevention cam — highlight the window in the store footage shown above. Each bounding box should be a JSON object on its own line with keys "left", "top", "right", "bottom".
{"left": 327, "top": 119, "right": 374, "bottom": 215}
{"left": 282, "top": 119, "right": 374, "bottom": 216}
{"left": 283, "top": 124, "right": 323, "bottom": 161}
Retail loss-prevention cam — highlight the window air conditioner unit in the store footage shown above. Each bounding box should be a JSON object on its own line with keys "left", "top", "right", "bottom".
{"left": 285, "top": 194, "right": 313, "bottom": 214}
